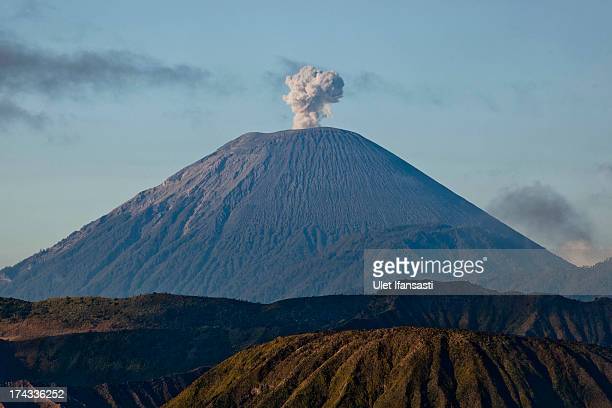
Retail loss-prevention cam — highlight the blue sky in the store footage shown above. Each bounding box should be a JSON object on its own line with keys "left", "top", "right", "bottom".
{"left": 1, "top": 0, "right": 611, "bottom": 266}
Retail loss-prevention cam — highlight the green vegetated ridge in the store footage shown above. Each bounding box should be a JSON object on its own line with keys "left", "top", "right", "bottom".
{"left": 166, "top": 326, "right": 612, "bottom": 408}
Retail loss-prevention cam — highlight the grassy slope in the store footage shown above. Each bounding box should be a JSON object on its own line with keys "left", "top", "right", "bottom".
{"left": 166, "top": 327, "right": 612, "bottom": 408}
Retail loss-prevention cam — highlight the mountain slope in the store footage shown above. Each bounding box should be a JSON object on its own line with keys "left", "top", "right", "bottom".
{"left": 0, "top": 127, "right": 581, "bottom": 301}
{"left": 66, "top": 367, "right": 208, "bottom": 408}
{"left": 165, "top": 327, "right": 612, "bottom": 408}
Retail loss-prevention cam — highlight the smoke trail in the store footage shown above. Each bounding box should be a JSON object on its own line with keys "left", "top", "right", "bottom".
{"left": 283, "top": 66, "right": 344, "bottom": 129}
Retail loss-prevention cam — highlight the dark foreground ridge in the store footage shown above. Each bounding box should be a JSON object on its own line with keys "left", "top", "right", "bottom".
{"left": 1, "top": 294, "right": 610, "bottom": 346}
{"left": 67, "top": 367, "right": 208, "bottom": 408}
{"left": 166, "top": 326, "right": 612, "bottom": 408}
{"left": 4, "top": 127, "right": 605, "bottom": 302}
{"left": 0, "top": 293, "right": 610, "bottom": 407}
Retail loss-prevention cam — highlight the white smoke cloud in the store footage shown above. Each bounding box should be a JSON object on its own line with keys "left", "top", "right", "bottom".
{"left": 283, "top": 66, "right": 344, "bottom": 129}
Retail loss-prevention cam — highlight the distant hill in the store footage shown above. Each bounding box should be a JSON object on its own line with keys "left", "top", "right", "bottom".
{"left": 166, "top": 326, "right": 612, "bottom": 408}
{"left": 1, "top": 294, "right": 610, "bottom": 345}
{"left": 4, "top": 127, "right": 599, "bottom": 302}
{"left": 578, "top": 258, "right": 612, "bottom": 288}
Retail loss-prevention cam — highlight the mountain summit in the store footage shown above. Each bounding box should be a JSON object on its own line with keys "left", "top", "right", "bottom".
{"left": 0, "top": 128, "right": 550, "bottom": 301}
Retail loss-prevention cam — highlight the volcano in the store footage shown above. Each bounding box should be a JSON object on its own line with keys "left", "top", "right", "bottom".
{"left": 0, "top": 127, "right": 588, "bottom": 301}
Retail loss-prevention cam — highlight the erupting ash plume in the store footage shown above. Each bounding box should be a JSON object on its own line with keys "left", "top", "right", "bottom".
{"left": 283, "top": 66, "right": 344, "bottom": 129}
